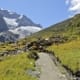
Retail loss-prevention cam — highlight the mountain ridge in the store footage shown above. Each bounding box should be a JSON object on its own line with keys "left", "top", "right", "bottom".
{"left": 29, "top": 14, "right": 80, "bottom": 40}
{"left": 0, "top": 8, "right": 42, "bottom": 42}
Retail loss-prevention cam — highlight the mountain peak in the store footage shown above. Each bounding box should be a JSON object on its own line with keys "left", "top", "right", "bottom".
{"left": 0, "top": 8, "right": 42, "bottom": 42}
{"left": 0, "top": 8, "right": 42, "bottom": 28}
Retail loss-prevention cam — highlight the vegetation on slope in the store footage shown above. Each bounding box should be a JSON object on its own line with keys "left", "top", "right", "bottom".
{"left": 47, "top": 39, "right": 80, "bottom": 73}
{"left": 24, "top": 14, "right": 80, "bottom": 75}
{"left": 28, "top": 14, "right": 80, "bottom": 40}
{"left": 0, "top": 52, "right": 37, "bottom": 80}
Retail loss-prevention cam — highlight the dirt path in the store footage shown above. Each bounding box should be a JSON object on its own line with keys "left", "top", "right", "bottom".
{"left": 36, "top": 53, "right": 68, "bottom": 80}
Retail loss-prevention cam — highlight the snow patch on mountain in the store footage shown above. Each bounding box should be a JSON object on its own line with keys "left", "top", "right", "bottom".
{"left": 18, "top": 15, "right": 23, "bottom": 19}
{"left": 3, "top": 17, "right": 18, "bottom": 26}
{"left": 0, "top": 8, "right": 4, "bottom": 10}
{"left": 9, "top": 26, "right": 42, "bottom": 38}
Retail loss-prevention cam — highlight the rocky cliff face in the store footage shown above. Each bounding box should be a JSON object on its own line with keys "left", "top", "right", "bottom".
{"left": 0, "top": 14, "right": 8, "bottom": 32}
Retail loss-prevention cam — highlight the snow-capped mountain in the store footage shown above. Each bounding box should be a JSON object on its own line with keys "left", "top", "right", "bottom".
{"left": 0, "top": 8, "right": 42, "bottom": 42}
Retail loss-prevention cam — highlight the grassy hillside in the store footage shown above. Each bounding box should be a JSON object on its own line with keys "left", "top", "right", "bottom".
{"left": 47, "top": 40, "right": 80, "bottom": 73}
{"left": 26, "top": 14, "right": 80, "bottom": 74}
{"left": 0, "top": 52, "right": 37, "bottom": 80}
{"left": 28, "top": 14, "right": 80, "bottom": 40}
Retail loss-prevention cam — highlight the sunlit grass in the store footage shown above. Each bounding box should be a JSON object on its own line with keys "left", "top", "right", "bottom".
{"left": 0, "top": 52, "right": 37, "bottom": 80}
{"left": 47, "top": 40, "right": 80, "bottom": 72}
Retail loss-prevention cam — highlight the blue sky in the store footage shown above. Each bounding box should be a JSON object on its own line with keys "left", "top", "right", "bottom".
{"left": 0, "top": 0, "right": 79, "bottom": 28}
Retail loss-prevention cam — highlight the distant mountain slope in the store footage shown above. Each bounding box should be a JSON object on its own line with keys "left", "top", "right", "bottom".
{"left": 0, "top": 31, "right": 19, "bottom": 42}
{"left": 0, "top": 8, "right": 42, "bottom": 29}
{"left": 9, "top": 26, "right": 41, "bottom": 38}
{"left": 30, "top": 14, "right": 80, "bottom": 39}
{"left": 0, "top": 8, "right": 42, "bottom": 42}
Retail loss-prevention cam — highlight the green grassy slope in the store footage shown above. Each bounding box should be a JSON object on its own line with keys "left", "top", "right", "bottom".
{"left": 29, "top": 14, "right": 80, "bottom": 39}
{"left": 47, "top": 40, "right": 80, "bottom": 73}
{"left": 0, "top": 52, "right": 36, "bottom": 80}
{"left": 27, "top": 14, "right": 80, "bottom": 73}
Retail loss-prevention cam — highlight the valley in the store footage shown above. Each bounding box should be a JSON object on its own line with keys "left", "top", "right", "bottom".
{"left": 0, "top": 10, "right": 80, "bottom": 80}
